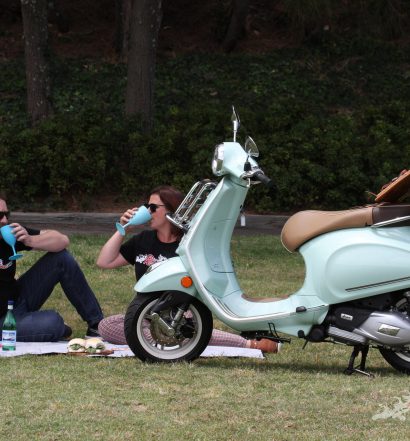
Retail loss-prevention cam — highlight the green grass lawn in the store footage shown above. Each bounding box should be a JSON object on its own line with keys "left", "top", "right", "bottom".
{"left": 1, "top": 235, "right": 408, "bottom": 440}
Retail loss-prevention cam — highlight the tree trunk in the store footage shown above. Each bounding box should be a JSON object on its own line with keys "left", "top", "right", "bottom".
{"left": 48, "top": 0, "right": 70, "bottom": 33}
{"left": 114, "top": 0, "right": 132, "bottom": 62}
{"left": 20, "top": 0, "right": 53, "bottom": 125}
{"left": 125, "top": 0, "right": 162, "bottom": 132}
{"left": 222, "top": 0, "right": 250, "bottom": 53}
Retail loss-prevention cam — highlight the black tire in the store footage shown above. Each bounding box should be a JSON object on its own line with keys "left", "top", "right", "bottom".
{"left": 124, "top": 292, "right": 213, "bottom": 362}
{"left": 379, "top": 347, "right": 410, "bottom": 374}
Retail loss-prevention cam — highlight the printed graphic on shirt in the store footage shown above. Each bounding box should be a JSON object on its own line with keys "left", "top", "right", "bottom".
{"left": 135, "top": 254, "right": 168, "bottom": 267}
{"left": 0, "top": 259, "right": 12, "bottom": 270}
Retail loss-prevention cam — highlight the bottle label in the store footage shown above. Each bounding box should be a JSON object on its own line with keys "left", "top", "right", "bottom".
{"left": 2, "top": 330, "right": 17, "bottom": 351}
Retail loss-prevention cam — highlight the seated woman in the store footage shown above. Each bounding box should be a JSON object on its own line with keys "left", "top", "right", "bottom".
{"left": 96, "top": 185, "right": 280, "bottom": 354}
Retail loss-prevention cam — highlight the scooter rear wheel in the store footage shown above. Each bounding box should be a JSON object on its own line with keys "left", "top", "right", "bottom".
{"left": 124, "top": 292, "right": 213, "bottom": 362}
{"left": 379, "top": 297, "right": 410, "bottom": 374}
{"left": 379, "top": 348, "right": 410, "bottom": 374}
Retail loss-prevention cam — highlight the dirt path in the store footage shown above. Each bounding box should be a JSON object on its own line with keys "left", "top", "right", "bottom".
{"left": 11, "top": 212, "right": 288, "bottom": 236}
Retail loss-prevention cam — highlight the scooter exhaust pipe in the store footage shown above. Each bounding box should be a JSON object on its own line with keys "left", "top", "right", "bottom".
{"left": 328, "top": 326, "right": 367, "bottom": 344}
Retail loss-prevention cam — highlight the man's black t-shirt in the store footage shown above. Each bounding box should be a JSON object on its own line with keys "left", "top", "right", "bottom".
{"left": 0, "top": 226, "right": 40, "bottom": 316}
{"left": 120, "top": 230, "right": 179, "bottom": 280}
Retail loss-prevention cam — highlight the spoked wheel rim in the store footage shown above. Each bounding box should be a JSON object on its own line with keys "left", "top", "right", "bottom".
{"left": 393, "top": 348, "right": 410, "bottom": 363}
{"left": 379, "top": 297, "right": 410, "bottom": 374}
{"left": 393, "top": 298, "right": 410, "bottom": 362}
{"left": 136, "top": 298, "right": 204, "bottom": 360}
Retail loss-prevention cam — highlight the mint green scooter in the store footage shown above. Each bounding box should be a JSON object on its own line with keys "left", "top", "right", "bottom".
{"left": 125, "top": 108, "right": 410, "bottom": 375}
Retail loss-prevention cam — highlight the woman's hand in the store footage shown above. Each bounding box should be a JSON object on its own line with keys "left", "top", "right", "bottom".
{"left": 119, "top": 207, "right": 138, "bottom": 226}
{"left": 97, "top": 208, "right": 134, "bottom": 269}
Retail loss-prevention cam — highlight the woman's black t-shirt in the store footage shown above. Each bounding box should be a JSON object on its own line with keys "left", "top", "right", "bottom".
{"left": 119, "top": 230, "right": 179, "bottom": 280}
{"left": 0, "top": 226, "right": 40, "bottom": 316}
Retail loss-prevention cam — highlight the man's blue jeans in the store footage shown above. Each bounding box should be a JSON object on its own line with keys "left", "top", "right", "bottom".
{"left": 1, "top": 250, "right": 103, "bottom": 342}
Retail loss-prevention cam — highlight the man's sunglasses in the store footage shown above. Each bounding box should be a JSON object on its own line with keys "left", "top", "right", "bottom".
{"left": 143, "top": 203, "right": 165, "bottom": 213}
{"left": 0, "top": 211, "right": 10, "bottom": 219}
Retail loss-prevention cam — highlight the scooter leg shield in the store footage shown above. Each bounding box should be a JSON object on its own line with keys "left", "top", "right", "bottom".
{"left": 135, "top": 256, "right": 198, "bottom": 297}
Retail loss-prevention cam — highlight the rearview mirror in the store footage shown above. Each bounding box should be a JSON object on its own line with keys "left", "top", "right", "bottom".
{"left": 231, "top": 106, "right": 240, "bottom": 141}
{"left": 245, "top": 136, "right": 259, "bottom": 158}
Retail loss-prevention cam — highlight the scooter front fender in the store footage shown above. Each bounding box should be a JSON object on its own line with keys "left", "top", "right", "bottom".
{"left": 134, "top": 257, "right": 198, "bottom": 298}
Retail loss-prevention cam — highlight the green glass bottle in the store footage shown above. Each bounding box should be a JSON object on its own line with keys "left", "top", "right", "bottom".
{"left": 2, "top": 300, "right": 17, "bottom": 351}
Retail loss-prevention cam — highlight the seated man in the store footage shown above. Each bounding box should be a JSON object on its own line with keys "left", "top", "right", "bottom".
{"left": 0, "top": 196, "right": 103, "bottom": 342}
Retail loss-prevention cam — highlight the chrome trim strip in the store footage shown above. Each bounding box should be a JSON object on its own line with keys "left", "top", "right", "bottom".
{"left": 346, "top": 276, "right": 410, "bottom": 292}
{"left": 213, "top": 297, "right": 295, "bottom": 320}
{"left": 213, "top": 297, "right": 327, "bottom": 321}
{"left": 371, "top": 215, "right": 410, "bottom": 228}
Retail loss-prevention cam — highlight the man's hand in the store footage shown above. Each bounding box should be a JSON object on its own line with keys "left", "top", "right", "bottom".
{"left": 8, "top": 223, "right": 32, "bottom": 246}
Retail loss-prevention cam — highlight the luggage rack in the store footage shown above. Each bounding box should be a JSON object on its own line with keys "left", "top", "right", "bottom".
{"left": 166, "top": 179, "right": 217, "bottom": 233}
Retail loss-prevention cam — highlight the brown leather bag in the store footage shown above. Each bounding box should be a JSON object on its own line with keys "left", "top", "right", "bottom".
{"left": 375, "top": 169, "right": 410, "bottom": 203}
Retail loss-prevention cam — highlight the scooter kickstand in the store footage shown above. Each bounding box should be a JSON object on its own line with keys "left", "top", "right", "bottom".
{"left": 344, "top": 345, "right": 374, "bottom": 378}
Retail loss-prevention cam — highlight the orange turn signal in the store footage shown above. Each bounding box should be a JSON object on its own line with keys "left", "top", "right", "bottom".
{"left": 181, "top": 276, "right": 193, "bottom": 288}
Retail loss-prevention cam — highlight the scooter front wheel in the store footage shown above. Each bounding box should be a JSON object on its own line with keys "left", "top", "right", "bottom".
{"left": 379, "top": 347, "right": 410, "bottom": 374}
{"left": 124, "top": 292, "right": 213, "bottom": 362}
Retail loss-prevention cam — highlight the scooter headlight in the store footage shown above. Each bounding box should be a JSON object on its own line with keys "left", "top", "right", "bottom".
{"left": 212, "top": 143, "right": 224, "bottom": 176}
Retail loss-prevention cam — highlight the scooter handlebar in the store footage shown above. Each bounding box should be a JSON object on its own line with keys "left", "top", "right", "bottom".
{"left": 253, "top": 171, "right": 275, "bottom": 189}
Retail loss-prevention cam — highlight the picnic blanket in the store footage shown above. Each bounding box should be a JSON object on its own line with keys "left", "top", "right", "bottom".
{"left": 0, "top": 342, "right": 264, "bottom": 359}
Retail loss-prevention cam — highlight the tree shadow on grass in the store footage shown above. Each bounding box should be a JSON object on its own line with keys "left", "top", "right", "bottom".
{"left": 195, "top": 356, "right": 403, "bottom": 377}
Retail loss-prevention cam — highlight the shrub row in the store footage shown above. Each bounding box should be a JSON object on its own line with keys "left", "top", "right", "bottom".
{"left": 1, "top": 38, "right": 410, "bottom": 211}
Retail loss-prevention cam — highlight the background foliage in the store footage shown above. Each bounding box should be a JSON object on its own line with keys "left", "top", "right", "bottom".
{"left": 1, "top": 36, "right": 410, "bottom": 211}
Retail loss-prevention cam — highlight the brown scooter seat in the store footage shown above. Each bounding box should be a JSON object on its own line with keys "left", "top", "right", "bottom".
{"left": 281, "top": 207, "right": 373, "bottom": 252}
{"left": 281, "top": 204, "right": 410, "bottom": 252}
{"left": 372, "top": 204, "right": 410, "bottom": 224}
{"left": 241, "top": 293, "right": 285, "bottom": 303}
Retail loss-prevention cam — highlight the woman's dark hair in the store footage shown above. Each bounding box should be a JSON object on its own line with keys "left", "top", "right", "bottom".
{"left": 150, "top": 185, "right": 184, "bottom": 212}
{"left": 150, "top": 185, "right": 184, "bottom": 237}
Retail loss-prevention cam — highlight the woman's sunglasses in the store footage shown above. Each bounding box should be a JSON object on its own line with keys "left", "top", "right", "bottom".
{"left": 0, "top": 211, "right": 10, "bottom": 219}
{"left": 143, "top": 203, "right": 165, "bottom": 213}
